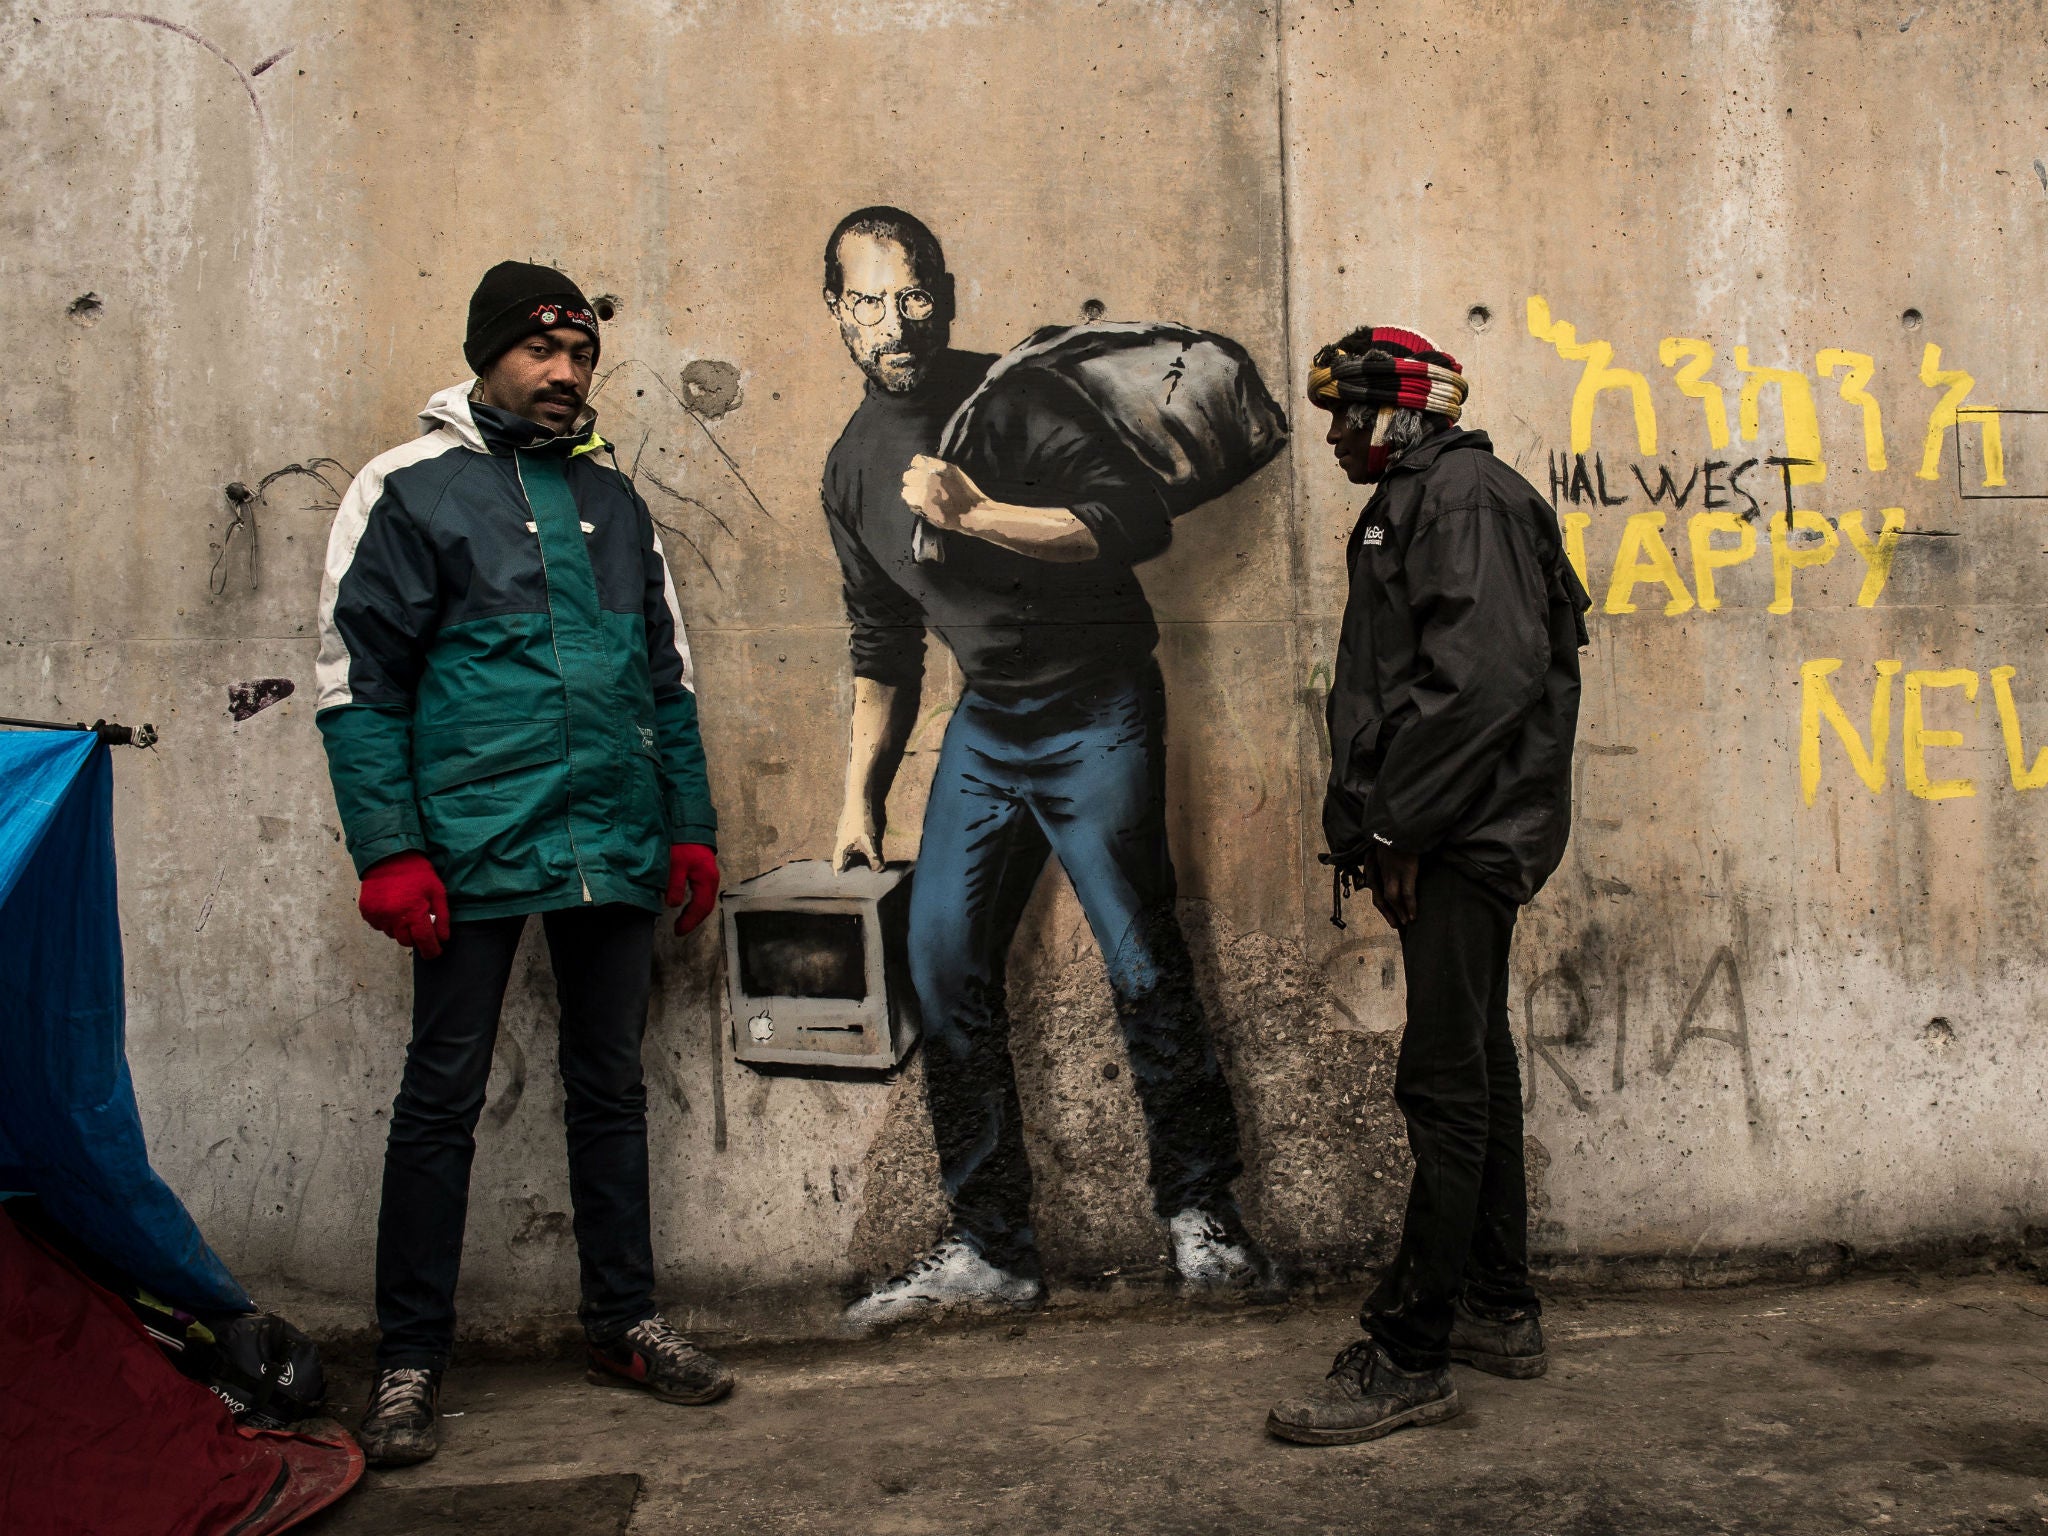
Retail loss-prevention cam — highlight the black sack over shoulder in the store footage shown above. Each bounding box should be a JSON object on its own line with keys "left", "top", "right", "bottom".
{"left": 940, "top": 321, "right": 1290, "bottom": 519}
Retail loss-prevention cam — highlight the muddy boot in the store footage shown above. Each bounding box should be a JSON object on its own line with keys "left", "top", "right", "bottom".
{"left": 357, "top": 1366, "right": 442, "bottom": 1467}
{"left": 1448, "top": 1300, "right": 1548, "bottom": 1379}
{"left": 1266, "top": 1339, "right": 1462, "bottom": 1446}
{"left": 587, "top": 1315, "right": 734, "bottom": 1406}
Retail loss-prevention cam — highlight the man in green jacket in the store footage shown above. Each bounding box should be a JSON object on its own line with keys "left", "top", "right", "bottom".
{"left": 315, "top": 261, "right": 730, "bottom": 1467}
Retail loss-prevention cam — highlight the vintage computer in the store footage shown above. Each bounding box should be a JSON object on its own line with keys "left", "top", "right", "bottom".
{"left": 718, "top": 859, "right": 919, "bottom": 1072}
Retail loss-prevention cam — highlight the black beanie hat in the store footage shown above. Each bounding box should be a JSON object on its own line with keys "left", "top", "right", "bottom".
{"left": 464, "top": 261, "right": 600, "bottom": 374}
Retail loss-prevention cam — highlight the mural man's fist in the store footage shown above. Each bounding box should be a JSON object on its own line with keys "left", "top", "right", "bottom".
{"left": 901, "top": 455, "right": 986, "bottom": 531}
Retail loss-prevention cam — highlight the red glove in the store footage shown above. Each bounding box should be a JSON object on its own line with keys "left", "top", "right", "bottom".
{"left": 666, "top": 843, "right": 719, "bottom": 937}
{"left": 358, "top": 851, "right": 450, "bottom": 960}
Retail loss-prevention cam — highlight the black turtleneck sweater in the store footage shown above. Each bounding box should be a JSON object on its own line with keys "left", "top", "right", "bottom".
{"left": 821, "top": 348, "right": 1174, "bottom": 701}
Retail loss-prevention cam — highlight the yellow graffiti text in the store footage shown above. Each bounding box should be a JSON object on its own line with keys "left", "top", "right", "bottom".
{"left": 1603, "top": 512, "right": 1694, "bottom": 616}
{"left": 1902, "top": 668, "right": 1979, "bottom": 800}
{"left": 1801, "top": 659, "right": 1902, "bottom": 804}
{"left": 1914, "top": 344, "right": 2005, "bottom": 486}
{"left": 1525, "top": 302, "right": 2006, "bottom": 491}
{"left": 1768, "top": 510, "right": 1838, "bottom": 615}
{"left": 1563, "top": 504, "right": 1906, "bottom": 618}
{"left": 1734, "top": 347, "right": 1825, "bottom": 485}
{"left": 1658, "top": 337, "right": 1731, "bottom": 449}
{"left": 1686, "top": 512, "right": 1755, "bottom": 612}
{"left": 1527, "top": 297, "right": 1659, "bottom": 456}
{"left": 1990, "top": 667, "right": 2048, "bottom": 791}
{"left": 1560, "top": 510, "right": 1591, "bottom": 592}
{"left": 1817, "top": 348, "right": 1886, "bottom": 472}
{"left": 1801, "top": 659, "right": 2048, "bottom": 802}
{"left": 1837, "top": 508, "right": 1904, "bottom": 608}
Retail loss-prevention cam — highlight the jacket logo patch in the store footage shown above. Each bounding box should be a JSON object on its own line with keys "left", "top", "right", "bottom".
{"left": 1360, "top": 524, "right": 1387, "bottom": 547}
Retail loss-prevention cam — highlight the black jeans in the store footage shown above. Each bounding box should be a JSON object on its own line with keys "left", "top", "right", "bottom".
{"left": 375, "top": 904, "right": 659, "bottom": 1369}
{"left": 1363, "top": 859, "right": 1540, "bottom": 1371}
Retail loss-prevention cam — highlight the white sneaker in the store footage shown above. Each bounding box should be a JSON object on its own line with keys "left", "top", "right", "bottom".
{"left": 1170, "top": 1205, "right": 1271, "bottom": 1292}
{"left": 841, "top": 1238, "right": 1042, "bottom": 1335}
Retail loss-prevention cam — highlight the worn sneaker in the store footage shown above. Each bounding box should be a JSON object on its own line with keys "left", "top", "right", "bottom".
{"left": 1266, "top": 1339, "right": 1463, "bottom": 1446}
{"left": 1449, "top": 1299, "right": 1549, "bottom": 1378}
{"left": 357, "top": 1366, "right": 441, "bottom": 1467}
{"left": 841, "top": 1238, "right": 1042, "bottom": 1335}
{"left": 1168, "top": 1203, "right": 1274, "bottom": 1294}
{"left": 587, "top": 1315, "right": 734, "bottom": 1405}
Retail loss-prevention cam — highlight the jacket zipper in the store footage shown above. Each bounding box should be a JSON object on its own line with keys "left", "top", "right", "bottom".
{"left": 515, "top": 452, "right": 593, "bottom": 903}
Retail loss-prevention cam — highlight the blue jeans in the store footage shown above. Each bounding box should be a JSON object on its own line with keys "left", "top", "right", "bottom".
{"left": 908, "top": 664, "right": 1243, "bottom": 1269}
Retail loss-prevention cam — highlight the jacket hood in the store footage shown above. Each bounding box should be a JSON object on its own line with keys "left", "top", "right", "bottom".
{"left": 418, "top": 379, "right": 603, "bottom": 458}
{"left": 419, "top": 380, "right": 488, "bottom": 450}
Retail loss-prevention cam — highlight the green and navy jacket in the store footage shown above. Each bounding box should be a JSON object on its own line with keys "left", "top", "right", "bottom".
{"left": 315, "top": 381, "right": 716, "bottom": 920}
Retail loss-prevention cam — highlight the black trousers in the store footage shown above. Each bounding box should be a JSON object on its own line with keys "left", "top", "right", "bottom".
{"left": 375, "top": 904, "right": 659, "bottom": 1369}
{"left": 1363, "top": 859, "right": 1540, "bottom": 1371}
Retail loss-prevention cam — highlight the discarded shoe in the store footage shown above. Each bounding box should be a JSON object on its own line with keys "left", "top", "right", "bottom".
{"left": 841, "top": 1238, "right": 1042, "bottom": 1335}
{"left": 1266, "top": 1339, "right": 1462, "bottom": 1446}
{"left": 1448, "top": 1299, "right": 1549, "bottom": 1378}
{"left": 587, "top": 1315, "right": 734, "bottom": 1405}
{"left": 357, "top": 1365, "right": 442, "bottom": 1467}
{"left": 1168, "top": 1202, "right": 1274, "bottom": 1294}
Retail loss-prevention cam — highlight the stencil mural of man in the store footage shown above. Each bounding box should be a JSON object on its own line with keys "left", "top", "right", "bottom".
{"left": 816, "top": 206, "right": 1272, "bottom": 1330}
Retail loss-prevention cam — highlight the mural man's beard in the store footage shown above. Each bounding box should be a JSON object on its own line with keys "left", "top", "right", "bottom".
{"left": 842, "top": 320, "right": 944, "bottom": 394}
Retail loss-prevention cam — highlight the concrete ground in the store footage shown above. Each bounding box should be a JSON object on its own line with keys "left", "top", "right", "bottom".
{"left": 309, "top": 1272, "right": 2048, "bottom": 1536}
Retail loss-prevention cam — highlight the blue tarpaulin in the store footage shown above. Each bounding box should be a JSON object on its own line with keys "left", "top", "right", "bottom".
{"left": 0, "top": 729, "right": 249, "bottom": 1313}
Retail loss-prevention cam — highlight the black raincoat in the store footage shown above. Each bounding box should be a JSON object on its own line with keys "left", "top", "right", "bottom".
{"left": 1323, "top": 428, "right": 1592, "bottom": 911}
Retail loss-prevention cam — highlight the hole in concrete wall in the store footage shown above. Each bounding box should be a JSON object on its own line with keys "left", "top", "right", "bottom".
{"left": 1467, "top": 304, "right": 1492, "bottom": 333}
{"left": 67, "top": 292, "right": 103, "bottom": 326}
{"left": 1922, "top": 1015, "right": 1956, "bottom": 1048}
{"left": 1081, "top": 298, "right": 1107, "bottom": 322}
{"left": 1901, "top": 308, "right": 1924, "bottom": 331}
{"left": 592, "top": 294, "right": 619, "bottom": 322}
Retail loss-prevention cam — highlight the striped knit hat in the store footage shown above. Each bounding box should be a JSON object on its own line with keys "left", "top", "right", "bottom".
{"left": 1307, "top": 326, "right": 1468, "bottom": 422}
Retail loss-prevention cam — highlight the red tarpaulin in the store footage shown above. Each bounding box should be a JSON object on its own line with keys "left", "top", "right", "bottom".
{"left": 0, "top": 1207, "right": 361, "bottom": 1535}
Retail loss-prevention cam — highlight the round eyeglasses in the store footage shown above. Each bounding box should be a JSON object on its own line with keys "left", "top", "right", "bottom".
{"left": 839, "top": 287, "right": 936, "bottom": 327}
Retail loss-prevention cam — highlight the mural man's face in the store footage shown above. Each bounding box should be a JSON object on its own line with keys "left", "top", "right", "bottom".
{"left": 828, "top": 233, "right": 946, "bottom": 393}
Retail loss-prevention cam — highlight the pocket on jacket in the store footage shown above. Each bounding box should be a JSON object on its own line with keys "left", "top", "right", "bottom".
{"left": 414, "top": 719, "right": 573, "bottom": 901}
{"left": 606, "top": 723, "right": 671, "bottom": 884}
{"left": 1320, "top": 710, "right": 1379, "bottom": 862}
{"left": 1330, "top": 707, "right": 1381, "bottom": 791}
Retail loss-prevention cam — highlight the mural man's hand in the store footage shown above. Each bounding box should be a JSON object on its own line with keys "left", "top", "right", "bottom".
{"left": 835, "top": 795, "right": 883, "bottom": 872}
{"left": 901, "top": 455, "right": 987, "bottom": 531}
{"left": 1370, "top": 846, "right": 1420, "bottom": 930}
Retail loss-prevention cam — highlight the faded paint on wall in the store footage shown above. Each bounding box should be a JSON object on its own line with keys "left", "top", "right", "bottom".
{"left": 1, "top": 0, "right": 2042, "bottom": 1333}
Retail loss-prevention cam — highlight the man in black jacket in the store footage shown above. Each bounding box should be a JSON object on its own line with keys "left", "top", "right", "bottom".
{"left": 1267, "top": 326, "right": 1590, "bottom": 1446}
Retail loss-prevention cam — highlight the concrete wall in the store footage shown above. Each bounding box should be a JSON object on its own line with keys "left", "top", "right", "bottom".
{"left": 3, "top": 0, "right": 2042, "bottom": 1334}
